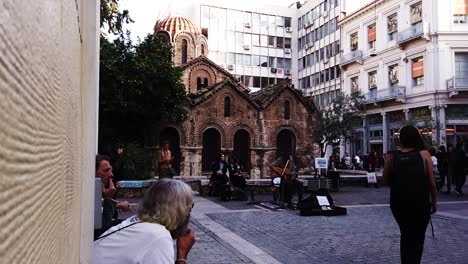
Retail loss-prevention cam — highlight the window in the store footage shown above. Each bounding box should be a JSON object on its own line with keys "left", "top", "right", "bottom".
{"left": 320, "top": 48, "right": 324, "bottom": 60}
{"left": 285, "top": 58, "right": 291, "bottom": 69}
{"left": 368, "top": 24, "right": 376, "bottom": 49}
{"left": 454, "top": 0, "right": 468, "bottom": 23}
{"left": 351, "top": 76, "right": 359, "bottom": 94}
{"left": 244, "top": 54, "right": 251, "bottom": 66}
{"left": 252, "top": 55, "right": 260, "bottom": 67}
{"left": 197, "top": 77, "right": 202, "bottom": 90}
{"left": 412, "top": 57, "right": 424, "bottom": 86}
{"left": 389, "top": 64, "right": 399, "bottom": 85}
{"left": 260, "top": 35, "right": 268, "bottom": 46}
{"left": 182, "top": 39, "right": 188, "bottom": 64}
{"left": 201, "top": 44, "right": 205, "bottom": 55}
{"left": 276, "top": 37, "right": 284, "bottom": 48}
{"left": 268, "top": 36, "right": 275, "bottom": 46}
{"left": 276, "top": 16, "right": 284, "bottom": 27}
{"left": 252, "top": 34, "right": 260, "bottom": 46}
{"left": 269, "top": 57, "right": 277, "bottom": 68}
{"left": 253, "top": 76, "right": 261, "bottom": 87}
{"left": 388, "top": 14, "right": 398, "bottom": 40}
{"left": 330, "top": 67, "right": 335, "bottom": 79}
{"left": 227, "top": 53, "right": 235, "bottom": 64}
{"left": 235, "top": 53, "right": 243, "bottom": 65}
{"left": 278, "top": 58, "right": 284, "bottom": 68}
{"left": 410, "top": 2, "right": 422, "bottom": 25}
{"left": 284, "top": 101, "right": 291, "bottom": 120}
{"left": 236, "top": 32, "right": 243, "bottom": 48}
{"left": 203, "top": 78, "right": 209, "bottom": 88}
{"left": 325, "top": 69, "right": 330, "bottom": 82}
{"left": 260, "top": 14, "right": 268, "bottom": 28}
{"left": 252, "top": 13, "right": 260, "bottom": 29}
{"left": 261, "top": 77, "right": 268, "bottom": 88}
{"left": 260, "top": 56, "right": 268, "bottom": 67}
{"left": 455, "top": 53, "right": 468, "bottom": 86}
{"left": 368, "top": 71, "right": 377, "bottom": 89}
{"left": 285, "top": 38, "right": 291, "bottom": 49}
{"left": 244, "top": 33, "right": 252, "bottom": 45}
{"left": 351, "top": 32, "right": 358, "bottom": 50}
{"left": 285, "top": 17, "right": 291, "bottom": 28}
{"left": 224, "top": 97, "right": 231, "bottom": 117}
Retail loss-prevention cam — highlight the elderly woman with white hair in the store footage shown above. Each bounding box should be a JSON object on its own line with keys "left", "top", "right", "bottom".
{"left": 94, "top": 179, "right": 196, "bottom": 264}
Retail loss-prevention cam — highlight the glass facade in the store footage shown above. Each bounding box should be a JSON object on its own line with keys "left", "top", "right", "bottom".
{"left": 201, "top": 5, "right": 293, "bottom": 90}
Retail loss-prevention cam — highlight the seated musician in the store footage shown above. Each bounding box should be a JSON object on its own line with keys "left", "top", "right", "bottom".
{"left": 228, "top": 155, "right": 246, "bottom": 189}
{"left": 269, "top": 152, "right": 304, "bottom": 208}
{"left": 209, "top": 153, "right": 231, "bottom": 200}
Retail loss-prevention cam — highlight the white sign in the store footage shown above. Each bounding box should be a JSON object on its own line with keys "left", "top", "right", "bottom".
{"left": 317, "top": 196, "right": 330, "bottom": 206}
{"left": 315, "top": 158, "right": 328, "bottom": 169}
{"left": 367, "top": 172, "right": 377, "bottom": 184}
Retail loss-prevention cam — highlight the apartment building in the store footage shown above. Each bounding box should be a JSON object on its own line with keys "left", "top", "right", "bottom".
{"left": 339, "top": 0, "right": 468, "bottom": 155}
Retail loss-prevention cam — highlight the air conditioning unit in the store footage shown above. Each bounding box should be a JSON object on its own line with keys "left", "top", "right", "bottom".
{"left": 271, "top": 68, "right": 277, "bottom": 73}
{"left": 310, "top": 41, "right": 314, "bottom": 47}
{"left": 285, "top": 69, "right": 292, "bottom": 75}
{"left": 322, "top": 12, "right": 328, "bottom": 18}
{"left": 243, "top": 45, "right": 250, "bottom": 50}
{"left": 323, "top": 58, "right": 329, "bottom": 63}
{"left": 304, "top": 44, "right": 309, "bottom": 50}
{"left": 245, "top": 22, "right": 251, "bottom": 28}
{"left": 286, "top": 27, "right": 292, "bottom": 33}
{"left": 284, "top": 48, "right": 291, "bottom": 54}
{"left": 228, "top": 64, "right": 234, "bottom": 70}
{"left": 305, "top": 22, "right": 312, "bottom": 28}
{"left": 369, "top": 48, "right": 377, "bottom": 57}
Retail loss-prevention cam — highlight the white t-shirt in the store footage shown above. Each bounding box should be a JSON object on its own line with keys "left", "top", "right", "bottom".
{"left": 94, "top": 216, "right": 174, "bottom": 264}
{"left": 354, "top": 156, "right": 360, "bottom": 164}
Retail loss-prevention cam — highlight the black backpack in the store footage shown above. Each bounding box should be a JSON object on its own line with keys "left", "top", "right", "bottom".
{"left": 390, "top": 149, "right": 430, "bottom": 210}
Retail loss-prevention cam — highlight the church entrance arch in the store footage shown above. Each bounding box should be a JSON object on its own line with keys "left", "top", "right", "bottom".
{"left": 159, "top": 127, "right": 181, "bottom": 174}
{"left": 202, "top": 128, "right": 221, "bottom": 172}
{"left": 233, "top": 129, "right": 251, "bottom": 171}
{"left": 276, "top": 129, "right": 296, "bottom": 159}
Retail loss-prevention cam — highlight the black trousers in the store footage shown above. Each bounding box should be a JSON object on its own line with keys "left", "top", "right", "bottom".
{"left": 279, "top": 178, "right": 304, "bottom": 204}
{"left": 391, "top": 207, "right": 430, "bottom": 264}
{"left": 455, "top": 173, "right": 466, "bottom": 192}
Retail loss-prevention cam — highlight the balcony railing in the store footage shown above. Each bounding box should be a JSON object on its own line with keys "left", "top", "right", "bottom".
{"left": 339, "top": 50, "right": 363, "bottom": 66}
{"left": 447, "top": 77, "right": 468, "bottom": 97}
{"left": 366, "top": 86, "right": 406, "bottom": 103}
{"left": 396, "top": 23, "right": 424, "bottom": 45}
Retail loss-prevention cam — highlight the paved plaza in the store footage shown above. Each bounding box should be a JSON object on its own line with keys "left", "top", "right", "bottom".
{"left": 123, "top": 185, "right": 468, "bottom": 264}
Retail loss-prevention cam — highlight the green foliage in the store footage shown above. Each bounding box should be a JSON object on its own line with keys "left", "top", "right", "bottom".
{"left": 113, "top": 142, "right": 154, "bottom": 180}
{"left": 316, "top": 92, "right": 366, "bottom": 147}
{"left": 99, "top": 33, "right": 187, "bottom": 178}
{"left": 100, "top": 0, "right": 134, "bottom": 35}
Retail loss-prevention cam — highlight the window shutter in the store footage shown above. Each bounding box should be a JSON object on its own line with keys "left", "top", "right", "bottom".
{"left": 454, "top": 0, "right": 468, "bottom": 15}
{"left": 412, "top": 60, "right": 424, "bottom": 78}
{"left": 368, "top": 26, "right": 376, "bottom": 42}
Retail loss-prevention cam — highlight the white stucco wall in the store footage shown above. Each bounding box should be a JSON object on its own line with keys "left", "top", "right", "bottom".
{"left": 0, "top": 0, "right": 98, "bottom": 263}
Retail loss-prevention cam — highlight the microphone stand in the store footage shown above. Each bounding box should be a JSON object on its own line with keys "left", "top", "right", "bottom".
{"left": 279, "top": 159, "right": 290, "bottom": 209}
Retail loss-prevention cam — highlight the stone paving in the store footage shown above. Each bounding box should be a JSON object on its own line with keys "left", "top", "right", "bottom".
{"left": 120, "top": 185, "right": 468, "bottom": 264}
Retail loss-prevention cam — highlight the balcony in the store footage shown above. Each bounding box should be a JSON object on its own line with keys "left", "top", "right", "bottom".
{"left": 339, "top": 50, "right": 363, "bottom": 67}
{"left": 366, "top": 86, "right": 406, "bottom": 104}
{"left": 447, "top": 77, "right": 468, "bottom": 97}
{"left": 396, "top": 23, "right": 424, "bottom": 46}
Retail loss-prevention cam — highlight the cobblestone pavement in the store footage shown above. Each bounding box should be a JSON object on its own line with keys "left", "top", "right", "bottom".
{"left": 119, "top": 185, "right": 468, "bottom": 263}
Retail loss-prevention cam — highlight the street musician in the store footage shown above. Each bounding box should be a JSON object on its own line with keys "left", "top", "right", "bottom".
{"left": 269, "top": 152, "right": 303, "bottom": 208}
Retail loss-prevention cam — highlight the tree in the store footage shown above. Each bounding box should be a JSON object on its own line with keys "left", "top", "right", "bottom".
{"left": 316, "top": 92, "right": 366, "bottom": 152}
{"left": 100, "top": 0, "right": 134, "bottom": 35}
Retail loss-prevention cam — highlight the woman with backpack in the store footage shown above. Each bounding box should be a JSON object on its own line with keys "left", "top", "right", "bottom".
{"left": 383, "top": 125, "right": 437, "bottom": 264}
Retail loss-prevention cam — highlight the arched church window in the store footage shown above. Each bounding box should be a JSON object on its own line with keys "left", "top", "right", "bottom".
{"left": 182, "top": 39, "right": 188, "bottom": 64}
{"left": 201, "top": 44, "right": 205, "bottom": 55}
{"left": 197, "top": 77, "right": 202, "bottom": 91}
{"left": 224, "top": 97, "right": 231, "bottom": 117}
{"left": 203, "top": 77, "right": 209, "bottom": 88}
{"left": 284, "top": 100, "right": 290, "bottom": 120}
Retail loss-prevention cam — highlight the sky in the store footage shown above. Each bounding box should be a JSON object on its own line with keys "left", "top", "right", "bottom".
{"left": 116, "top": 0, "right": 298, "bottom": 43}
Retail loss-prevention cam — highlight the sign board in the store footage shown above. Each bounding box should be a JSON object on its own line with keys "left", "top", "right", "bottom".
{"left": 315, "top": 158, "right": 328, "bottom": 169}
{"left": 367, "top": 172, "right": 377, "bottom": 184}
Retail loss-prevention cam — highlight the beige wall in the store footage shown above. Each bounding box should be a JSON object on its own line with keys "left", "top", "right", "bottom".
{"left": 0, "top": 0, "right": 98, "bottom": 263}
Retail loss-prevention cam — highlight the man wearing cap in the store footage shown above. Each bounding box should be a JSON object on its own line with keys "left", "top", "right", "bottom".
{"left": 158, "top": 141, "right": 173, "bottom": 179}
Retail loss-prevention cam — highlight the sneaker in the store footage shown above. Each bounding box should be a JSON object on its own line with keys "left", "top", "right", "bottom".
{"left": 455, "top": 190, "right": 462, "bottom": 196}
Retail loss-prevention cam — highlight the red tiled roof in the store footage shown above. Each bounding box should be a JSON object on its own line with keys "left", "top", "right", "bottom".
{"left": 154, "top": 17, "right": 201, "bottom": 37}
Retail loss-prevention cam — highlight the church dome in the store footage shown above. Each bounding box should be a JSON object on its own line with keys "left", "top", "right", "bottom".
{"left": 154, "top": 17, "right": 201, "bottom": 39}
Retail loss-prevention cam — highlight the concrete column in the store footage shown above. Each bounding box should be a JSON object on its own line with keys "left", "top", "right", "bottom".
{"left": 362, "top": 116, "right": 369, "bottom": 155}
{"left": 439, "top": 105, "right": 447, "bottom": 147}
{"left": 430, "top": 105, "right": 438, "bottom": 145}
{"left": 382, "top": 112, "right": 388, "bottom": 154}
{"left": 403, "top": 108, "right": 410, "bottom": 121}
{"left": 180, "top": 147, "right": 202, "bottom": 176}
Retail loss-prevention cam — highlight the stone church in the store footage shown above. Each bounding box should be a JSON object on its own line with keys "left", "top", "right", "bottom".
{"left": 154, "top": 17, "right": 319, "bottom": 178}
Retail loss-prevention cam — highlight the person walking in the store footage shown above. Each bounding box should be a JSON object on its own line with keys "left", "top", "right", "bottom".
{"left": 436, "top": 146, "right": 449, "bottom": 192}
{"left": 383, "top": 125, "right": 437, "bottom": 264}
{"left": 451, "top": 143, "right": 467, "bottom": 196}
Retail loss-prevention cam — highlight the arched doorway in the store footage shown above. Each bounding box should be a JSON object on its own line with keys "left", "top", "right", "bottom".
{"left": 233, "top": 129, "right": 251, "bottom": 171}
{"left": 159, "top": 127, "right": 181, "bottom": 174}
{"left": 202, "top": 128, "right": 221, "bottom": 172}
{"left": 276, "top": 129, "right": 296, "bottom": 159}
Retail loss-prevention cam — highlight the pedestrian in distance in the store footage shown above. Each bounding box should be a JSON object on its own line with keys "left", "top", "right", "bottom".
{"left": 383, "top": 125, "right": 437, "bottom": 264}
{"left": 435, "top": 146, "right": 449, "bottom": 193}
{"left": 450, "top": 143, "right": 467, "bottom": 196}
